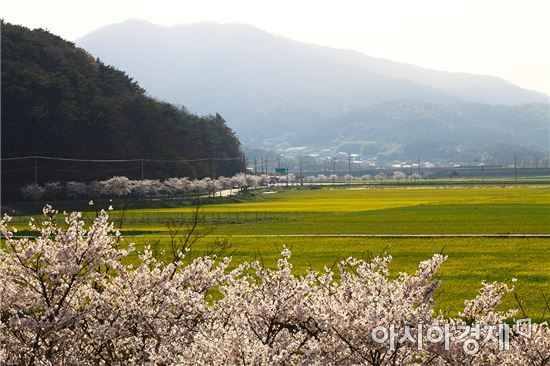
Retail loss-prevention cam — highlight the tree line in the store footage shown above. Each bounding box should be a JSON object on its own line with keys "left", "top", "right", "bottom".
{"left": 19, "top": 173, "right": 268, "bottom": 201}
{"left": 19, "top": 170, "right": 424, "bottom": 202}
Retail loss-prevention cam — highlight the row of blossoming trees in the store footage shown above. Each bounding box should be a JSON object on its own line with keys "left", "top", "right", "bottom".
{"left": 20, "top": 171, "right": 422, "bottom": 201}
{"left": 0, "top": 206, "right": 548, "bottom": 364}
{"left": 20, "top": 173, "right": 268, "bottom": 201}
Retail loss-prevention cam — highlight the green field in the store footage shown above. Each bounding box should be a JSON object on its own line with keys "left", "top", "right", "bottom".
{"left": 127, "top": 235, "right": 550, "bottom": 320}
{"left": 8, "top": 185, "right": 550, "bottom": 320}
{"left": 99, "top": 186, "right": 550, "bottom": 235}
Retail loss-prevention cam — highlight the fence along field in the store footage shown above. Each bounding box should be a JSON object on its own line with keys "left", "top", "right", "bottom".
{"left": 7, "top": 183, "right": 550, "bottom": 320}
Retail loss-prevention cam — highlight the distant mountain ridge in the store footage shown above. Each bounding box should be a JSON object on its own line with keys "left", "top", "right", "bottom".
{"left": 77, "top": 19, "right": 549, "bottom": 159}
{"left": 290, "top": 100, "right": 549, "bottom": 162}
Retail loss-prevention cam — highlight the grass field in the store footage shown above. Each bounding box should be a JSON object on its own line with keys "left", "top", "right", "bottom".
{"left": 126, "top": 235, "right": 550, "bottom": 321}
{"left": 98, "top": 185, "right": 550, "bottom": 235}
{"left": 7, "top": 184, "right": 550, "bottom": 320}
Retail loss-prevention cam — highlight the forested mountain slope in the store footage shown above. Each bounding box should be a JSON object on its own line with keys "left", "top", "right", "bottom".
{"left": 1, "top": 21, "right": 242, "bottom": 200}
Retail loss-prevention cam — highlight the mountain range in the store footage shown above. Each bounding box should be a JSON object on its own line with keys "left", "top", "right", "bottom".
{"left": 77, "top": 19, "right": 549, "bottom": 160}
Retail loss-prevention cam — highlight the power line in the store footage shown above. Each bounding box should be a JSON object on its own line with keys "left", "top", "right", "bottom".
{"left": 1, "top": 166, "right": 142, "bottom": 174}
{"left": 1, "top": 155, "right": 243, "bottom": 163}
{"left": 1, "top": 167, "right": 36, "bottom": 173}
{"left": 38, "top": 167, "right": 142, "bottom": 173}
{"left": 148, "top": 157, "right": 242, "bottom": 163}
{"left": 2, "top": 156, "right": 142, "bottom": 162}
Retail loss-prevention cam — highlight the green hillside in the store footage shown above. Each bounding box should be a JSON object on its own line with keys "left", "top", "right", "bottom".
{"left": 1, "top": 21, "right": 243, "bottom": 200}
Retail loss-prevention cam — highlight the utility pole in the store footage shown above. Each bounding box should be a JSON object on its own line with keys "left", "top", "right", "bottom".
{"left": 300, "top": 155, "right": 303, "bottom": 186}
{"left": 332, "top": 156, "right": 336, "bottom": 176}
{"left": 260, "top": 157, "right": 264, "bottom": 175}
{"left": 265, "top": 157, "right": 268, "bottom": 175}
{"left": 417, "top": 157, "right": 421, "bottom": 175}
{"left": 254, "top": 157, "right": 257, "bottom": 175}
{"left": 210, "top": 151, "right": 216, "bottom": 179}
{"left": 34, "top": 157, "right": 38, "bottom": 185}
{"left": 286, "top": 168, "right": 289, "bottom": 187}
{"left": 348, "top": 153, "right": 352, "bottom": 184}
{"left": 242, "top": 153, "right": 247, "bottom": 179}
{"left": 514, "top": 155, "right": 517, "bottom": 182}
{"left": 141, "top": 159, "right": 145, "bottom": 180}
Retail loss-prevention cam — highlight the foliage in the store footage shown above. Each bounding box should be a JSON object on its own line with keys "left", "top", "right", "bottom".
{"left": 393, "top": 171, "right": 406, "bottom": 181}
{"left": 1, "top": 21, "right": 243, "bottom": 200}
{"left": 20, "top": 172, "right": 265, "bottom": 201}
{"left": 1, "top": 207, "right": 549, "bottom": 364}
{"left": 20, "top": 183, "right": 45, "bottom": 200}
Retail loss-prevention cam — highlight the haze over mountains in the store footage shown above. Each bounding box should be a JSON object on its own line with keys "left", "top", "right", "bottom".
{"left": 78, "top": 19, "right": 549, "bottom": 161}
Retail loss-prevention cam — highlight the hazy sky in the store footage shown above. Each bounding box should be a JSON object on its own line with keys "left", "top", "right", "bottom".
{"left": 3, "top": 0, "right": 549, "bottom": 94}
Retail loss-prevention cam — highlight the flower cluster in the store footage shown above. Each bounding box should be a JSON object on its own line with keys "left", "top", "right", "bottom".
{"left": 1, "top": 208, "right": 548, "bottom": 365}
{"left": 20, "top": 173, "right": 272, "bottom": 201}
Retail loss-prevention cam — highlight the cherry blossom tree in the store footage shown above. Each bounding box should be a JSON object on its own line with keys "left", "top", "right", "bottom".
{"left": 259, "top": 174, "right": 271, "bottom": 187}
{"left": 20, "top": 183, "right": 45, "bottom": 200}
{"left": 393, "top": 171, "right": 407, "bottom": 181}
{"left": 0, "top": 207, "right": 548, "bottom": 364}
{"left": 189, "top": 178, "right": 207, "bottom": 193}
{"left": 412, "top": 173, "right": 423, "bottom": 181}
{"left": 43, "top": 181, "right": 64, "bottom": 199}
{"left": 162, "top": 177, "right": 189, "bottom": 197}
{"left": 375, "top": 172, "right": 386, "bottom": 181}
{"left": 215, "top": 176, "right": 231, "bottom": 196}
{"left": 230, "top": 174, "right": 246, "bottom": 192}
{"left": 133, "top": 179, "right": 164, "bottom": 197}
{"left": 65, "top": 181, "right": 88, "bottom": 199}
{"left": 245, "top": 174, "right": 261, "bottom": 190}
{"left": 231, "top": 173, "right": 260, "bottom": 192}
{"left": 198, "top": 177, "right": 213, "bottom": 197}
{"left": 86, "top": 180, "right": 102, "bottom": 198}
{"left": 98, "top": 176, "right": 134, "bottom": 197}
{"left": 361, "top": 174, "right": 371, "bottom": 183}
{"left": 0, "top": 207, "right": 228, "bottom": 364}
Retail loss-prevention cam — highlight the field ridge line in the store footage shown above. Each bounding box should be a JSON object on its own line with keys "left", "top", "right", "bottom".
{"left": 227, "top": 234, "right": 550, "bottom": 238}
